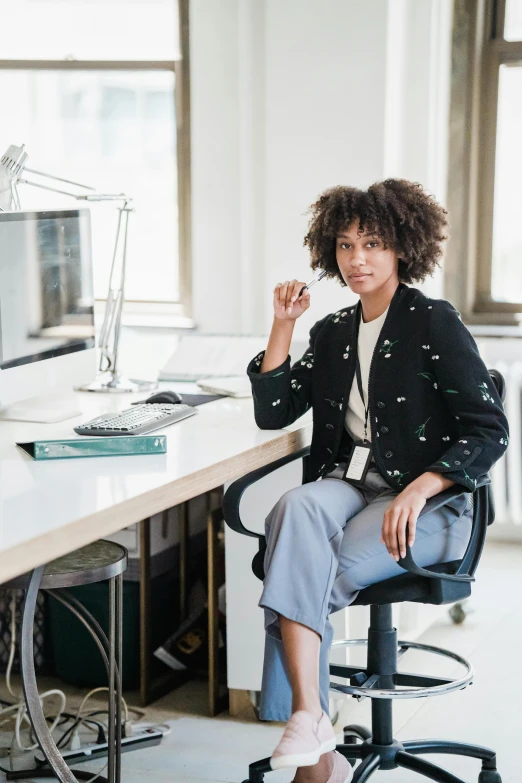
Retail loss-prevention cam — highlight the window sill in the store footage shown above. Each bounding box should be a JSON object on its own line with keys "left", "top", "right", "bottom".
{"left": 466, "top": 323, "right": 522, "bottom": 338}
{"left": 95, "top": 301, "right": 195, "bottom": 330}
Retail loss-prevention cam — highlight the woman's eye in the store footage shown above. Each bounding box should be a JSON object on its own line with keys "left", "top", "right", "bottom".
{"left": 367, "top": 241, "right": 379, "bottom": 248}
{"left": 339, "top": 242, "right": 351, "bottom": 249}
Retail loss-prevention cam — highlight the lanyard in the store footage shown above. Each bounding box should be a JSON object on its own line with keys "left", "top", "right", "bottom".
{"left": 355, "top": 353, "right": 370, "bottom": 443}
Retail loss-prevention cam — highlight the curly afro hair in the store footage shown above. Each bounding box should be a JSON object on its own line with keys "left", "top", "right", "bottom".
{"left": 303, "top": 179, "right": 449, "bottom": 285}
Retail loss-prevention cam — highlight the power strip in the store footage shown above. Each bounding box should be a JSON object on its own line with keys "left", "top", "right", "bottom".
{"left": 35, "top": 727, "right": 163, "bottom": 766}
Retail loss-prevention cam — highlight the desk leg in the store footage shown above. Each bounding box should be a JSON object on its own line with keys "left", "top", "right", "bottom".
{"left": 179, "top": 503, "right": 189, "bottom": 621}
{"left": 207, "top": 490, "right": 228, "bottom": 717}
{"left": 207, "top": 501, "right": 219, "bottom": 716}
{"left": 139, "top": 517, "right": 152, "bottom": 706}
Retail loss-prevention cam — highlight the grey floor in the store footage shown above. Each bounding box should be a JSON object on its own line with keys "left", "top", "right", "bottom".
{"left": 0, "top": 540, "right": 520, "bottom": 782}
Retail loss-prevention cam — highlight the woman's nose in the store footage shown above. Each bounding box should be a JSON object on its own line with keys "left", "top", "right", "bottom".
{"left": 352, "top": 245, "right": 366, "bottom": 264}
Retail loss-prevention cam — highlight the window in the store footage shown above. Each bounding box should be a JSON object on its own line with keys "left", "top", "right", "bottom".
{"left": 0, "top": 0, "right": 191, "bottom": 318}
{"left": 446, "top": 0, "right": 522, "bottom": 324}
{"left": 479, "top": 0, "right": 522, "bottom": 313}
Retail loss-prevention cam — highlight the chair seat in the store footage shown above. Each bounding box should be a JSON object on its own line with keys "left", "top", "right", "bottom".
{"left": 3, "top": 540, "right": 128, "bottom": 590}
{"left": 351, "top": 560, "right": 471, "bottom": 606}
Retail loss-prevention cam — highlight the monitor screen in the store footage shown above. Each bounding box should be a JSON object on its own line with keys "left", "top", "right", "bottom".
{"left": 0, "top": 209, "right": 95, "bottom": 370}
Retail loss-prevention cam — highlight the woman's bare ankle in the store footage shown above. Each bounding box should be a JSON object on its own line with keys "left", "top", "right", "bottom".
{"left": 293, "top": 751, "right": 334, "bottom": 783}
{"left": 292, "top": 692, "right": 323, "bottom": 721}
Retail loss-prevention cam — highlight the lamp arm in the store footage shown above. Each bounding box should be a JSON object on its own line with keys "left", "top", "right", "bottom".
{"left": 97, "top": 203, "right": 132, "bottom": 375}
{"left": 23, "top": 166, "right": 96, "bottom": 191}
{"left": 17, "top": 176, "right": 129, "bottom": 204}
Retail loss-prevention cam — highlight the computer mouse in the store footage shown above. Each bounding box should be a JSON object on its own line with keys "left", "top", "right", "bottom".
{"left": 143, "top": 390, "right": 183, "bottom": 405}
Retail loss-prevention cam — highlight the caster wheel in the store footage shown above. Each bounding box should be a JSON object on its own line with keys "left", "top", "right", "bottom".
{"left": 478, "top": 771, "right": 502, "bottom": 783}
{"left": 343, "top": 723, "right": 371, "bottom": 744}
{"left": 449, "top": 602, "right": 467, "bottom": 624}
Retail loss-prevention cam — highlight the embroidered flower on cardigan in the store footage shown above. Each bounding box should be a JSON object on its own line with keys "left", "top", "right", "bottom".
{"left": 272, "top": 399, "right": 281, "bottom": 406}
{"left": 378, "top": 338, "right": 398, "bottom": 358}
{"left": 462, "top": 469, "right": 476, "bottom": 487}
{"left": 500, "top": 436, "right": 509, "bottom": 445}
{"left": 414, "top": 417, "right": 431, "bottom": 440}
{"left": 343, "top": 345, "right": 350, "bottom": 359}
{"left": 386, "top": 469, "right": 409, "bottom": 486}
{"left": 478, "top": 381, "right": 495, "bottom": 403}
{"left": 410, "top": 307, "right": 415, "bottom": 310}
{"left": 418, "top": 372, "right": 459, "bottom": 395}
{"left": 442, "top": 436, "right": 450, "bottom": 441}
{"left": 422, "top": 345, "right": 430, "bottom": 350}
{"left": 431, "top": 355, "right": 440, "bottom": 360}
{"left": 397, "top": 396, "right": 406, "bottom": 402}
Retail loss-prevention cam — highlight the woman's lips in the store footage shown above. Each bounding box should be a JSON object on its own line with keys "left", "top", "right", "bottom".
{"left": 350, "top": 274, "right": 370, "bottom": 281}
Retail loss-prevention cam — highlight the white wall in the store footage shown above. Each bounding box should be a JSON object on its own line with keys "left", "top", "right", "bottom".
{"left": 190, "top": 0, "right": 453, "bottom": 341}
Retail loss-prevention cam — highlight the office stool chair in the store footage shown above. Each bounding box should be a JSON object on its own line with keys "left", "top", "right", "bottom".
{"left": 223, "top": 370, "right": 505, "bottom": 783}
{"left": 3, "top": 540, "right": 127, "bottom": 783}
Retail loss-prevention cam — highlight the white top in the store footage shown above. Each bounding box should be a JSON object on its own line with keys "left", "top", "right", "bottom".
{"left": 344, "top": 305, "right": 389, "bottom": 442}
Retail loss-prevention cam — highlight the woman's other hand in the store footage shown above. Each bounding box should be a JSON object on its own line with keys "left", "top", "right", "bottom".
{"left": 380, "top": 489, "right": 427, "bottom": 561}
{"left": 273, "top": 280, "right": 310, "bottom": 321}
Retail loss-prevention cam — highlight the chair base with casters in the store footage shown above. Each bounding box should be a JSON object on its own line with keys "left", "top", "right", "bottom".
{"left": 223, "top": 364, "right": 506, "bottom": 783}
{"left": 2, "top": 540, "right": 128, "bottom": 783}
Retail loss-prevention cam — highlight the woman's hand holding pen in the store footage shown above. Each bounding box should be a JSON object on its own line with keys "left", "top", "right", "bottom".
{"left": 273, "top": 279, "right": 310, "bottom": 321}
{"left": 260, "top": 280, "right": 309, "bottom": 373}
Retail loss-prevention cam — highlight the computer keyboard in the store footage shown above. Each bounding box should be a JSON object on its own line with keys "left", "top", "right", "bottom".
{"left": 74, "top": 403, "right": 197, "bottom": 436}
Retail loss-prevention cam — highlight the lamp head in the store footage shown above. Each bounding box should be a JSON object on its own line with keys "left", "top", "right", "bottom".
{"left": 1, "top": 144, "right": 28, "bottom": 178}
{"left": 0, "top": 144, "right": 27, "bottom": 210}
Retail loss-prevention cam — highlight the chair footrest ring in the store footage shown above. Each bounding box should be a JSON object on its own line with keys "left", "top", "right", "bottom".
{"left": 329, "top": 638, "right": 474, "bottom": 699}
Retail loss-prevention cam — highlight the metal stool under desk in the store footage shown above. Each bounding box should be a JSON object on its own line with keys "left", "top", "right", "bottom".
{"left": 3, "top": 540, "right": 127, "bottom": 783}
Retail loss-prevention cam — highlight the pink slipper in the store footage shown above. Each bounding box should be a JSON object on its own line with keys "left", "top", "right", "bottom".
{"left": 270, "top": 710, "right": 336, "bottom": 770}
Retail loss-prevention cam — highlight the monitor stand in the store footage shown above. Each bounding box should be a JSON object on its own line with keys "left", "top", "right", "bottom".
{"left": 0, "top": 396, "right": 82, "bottom": 424}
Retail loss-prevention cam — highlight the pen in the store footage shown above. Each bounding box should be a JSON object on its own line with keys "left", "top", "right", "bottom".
{"left": 298, "top": 270, "right": 327, "bottom": 297}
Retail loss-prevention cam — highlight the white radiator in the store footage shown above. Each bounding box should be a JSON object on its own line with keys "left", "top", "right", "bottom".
{"left": 486, "top": 359, "right": 522, "bottom": 540}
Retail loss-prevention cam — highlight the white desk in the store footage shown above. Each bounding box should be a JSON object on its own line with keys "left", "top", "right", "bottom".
{"left": 0, "top": 386, "right": 312, "bottom": 585}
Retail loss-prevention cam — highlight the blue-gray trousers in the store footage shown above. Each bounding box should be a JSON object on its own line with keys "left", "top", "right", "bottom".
{"left": 258, "top": 462, "right": 472, "bottom": 721}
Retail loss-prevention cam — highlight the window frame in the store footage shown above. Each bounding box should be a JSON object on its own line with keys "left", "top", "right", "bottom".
{"left": 446, "top": 0, "right": 522, "bottom": 325}
{"left": 0, "top": 0, "right": 192, "bottom": 322}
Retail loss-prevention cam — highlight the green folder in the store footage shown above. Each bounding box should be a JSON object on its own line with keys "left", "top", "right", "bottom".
{"left": 16, "top": 435, "right": 167, "bottom": 460}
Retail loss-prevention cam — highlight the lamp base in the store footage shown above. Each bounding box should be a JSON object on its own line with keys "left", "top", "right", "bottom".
{"left": 75, "top": 372, "right": 158, "bottom": 394}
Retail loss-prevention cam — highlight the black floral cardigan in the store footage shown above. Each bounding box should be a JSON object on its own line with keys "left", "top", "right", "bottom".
{"left": 247, "top": 282, "right": 509, "bottom": 493}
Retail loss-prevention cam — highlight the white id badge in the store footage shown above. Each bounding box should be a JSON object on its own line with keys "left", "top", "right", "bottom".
{"left": 343, "top": 441, "right": 373, "bottom": 488}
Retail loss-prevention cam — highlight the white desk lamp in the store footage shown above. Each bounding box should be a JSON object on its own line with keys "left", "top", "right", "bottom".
{"left": 0, "top": 143, "right": 157, "bottom": 393}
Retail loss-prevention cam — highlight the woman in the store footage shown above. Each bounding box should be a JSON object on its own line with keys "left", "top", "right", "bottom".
{"left": 246, "top": 179, "right": 509, "bottom": 783}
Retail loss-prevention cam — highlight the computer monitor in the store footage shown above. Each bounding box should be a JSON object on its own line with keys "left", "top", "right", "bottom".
{"left": 0, "top": 208, "right": 96, "bottom": 421}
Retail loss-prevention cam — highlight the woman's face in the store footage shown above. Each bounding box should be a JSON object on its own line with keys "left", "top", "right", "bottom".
{"left": 335, "top": 221, "right": 400, "bottom": 293}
